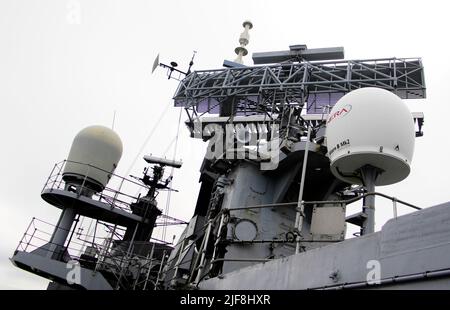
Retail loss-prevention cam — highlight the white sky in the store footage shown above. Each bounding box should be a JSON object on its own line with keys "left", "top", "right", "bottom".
{"left": 1, "top": 0, "right": 450, "bottom": 289}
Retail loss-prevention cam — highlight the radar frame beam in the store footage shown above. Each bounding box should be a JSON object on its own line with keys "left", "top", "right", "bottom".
{"left": 174, "top": 57, "right": 425, "bottom": 132}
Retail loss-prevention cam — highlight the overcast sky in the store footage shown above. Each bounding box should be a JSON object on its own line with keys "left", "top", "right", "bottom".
{"left": 1, "top": 0, "right": 450, "bottom": 289}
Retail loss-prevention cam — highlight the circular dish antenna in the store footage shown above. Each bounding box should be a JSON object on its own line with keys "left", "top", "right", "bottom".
{"left": 326, "top": 87, "right": 415, "bottom": 186}
{"left": 63, "top": 125, "right": 123, "bottom": 192}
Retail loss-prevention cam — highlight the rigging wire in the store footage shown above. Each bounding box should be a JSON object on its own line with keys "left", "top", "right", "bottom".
{"left": 77, "top": 217, "right": 93, "bottom": 256}
{"left": 161, "top": 107, "right": 183, "bottom": 242}
{"left": 125, "top": 102, "right": 172, "bottom": 178}
{"left": 112, "top": 110, "right": 117, "bottom": 130}
{"left": 162, "top": 136, "right": 177, "bottom": 157}
{"left": 127, "top": 105, "right": 184, "bottom": 242}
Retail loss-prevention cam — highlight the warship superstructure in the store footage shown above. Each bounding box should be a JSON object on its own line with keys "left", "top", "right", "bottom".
{"left": 12, "top": 21, "right": 450, "bottom": 290}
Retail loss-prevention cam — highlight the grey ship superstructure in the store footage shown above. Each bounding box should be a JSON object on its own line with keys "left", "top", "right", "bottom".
{"left": 12, "top": 22, "right": 450, "bottom": 290}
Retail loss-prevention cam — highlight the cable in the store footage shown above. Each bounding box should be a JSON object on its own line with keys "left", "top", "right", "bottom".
{"left": 77, "top": 217, "right": 93, "bottom": 256}
{"left": 162, "top": 107, "right": 183, "bottom": 241}
{"left": 125, "top": 102, "right": 172, "bottom": 177}
{"left": 162, "top": 136, "right": 177, "bottom": 157}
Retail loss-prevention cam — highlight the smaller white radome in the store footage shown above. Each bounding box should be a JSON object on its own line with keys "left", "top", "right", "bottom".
{"left": 63, "top": 125, "right": 123, "bottom": 191}
{"left": 326, "top": 87, "right": 415, "bottom": 186}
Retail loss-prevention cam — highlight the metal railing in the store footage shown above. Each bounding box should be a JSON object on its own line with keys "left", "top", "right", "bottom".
{"left": 185, "top": 191, "right": 422, "bottom": 286}
{"left": 14, "top": 217, "right": 107, "bottom": 261}
{"left": 42, "top": 160, "right": 187, "bottom": 228}
{"left": 42, "top": 160, "right": 151, "bottom": 216}
{"left": 227, "top": 192, "right": 421, "bottom": 212}
{"left": 14, "top": 217, "right": 167, "bottom": 290}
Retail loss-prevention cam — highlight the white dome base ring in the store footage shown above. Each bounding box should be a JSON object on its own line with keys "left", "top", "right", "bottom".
{"left": 330, "top": 152, "right": 410, "bottom": 186}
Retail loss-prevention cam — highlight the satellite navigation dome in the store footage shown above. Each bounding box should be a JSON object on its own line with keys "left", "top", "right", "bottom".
{"left": 326, "top": 87, "right": 415, "bottom": 186}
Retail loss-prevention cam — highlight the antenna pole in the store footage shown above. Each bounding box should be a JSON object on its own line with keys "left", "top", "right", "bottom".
{"left": 187, "top": 51, "right": 197, "bottom": 75}
{"left": 112, "top": 110, "right": 116, "bottom": 130}
{"left": 234, "top": 21, "right": 253, "bottom": 64}
{"left": 360, "top": 165, "right": 380, "bottom": 235}
{"left": 295, "top": 125, "right": 311, "bottom": 254}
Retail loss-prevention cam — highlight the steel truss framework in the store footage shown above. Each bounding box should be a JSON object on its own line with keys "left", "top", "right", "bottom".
{"left": 173, "top": 57, "right": 425, "bottom": 130}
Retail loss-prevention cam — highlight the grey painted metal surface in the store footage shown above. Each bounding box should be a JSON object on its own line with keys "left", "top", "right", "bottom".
{"left": 41, "top": 189, "right": 149, "bottom": 227}
{"left": 184, "top": 141, "right": 345, "bottom": 281}
{"left": 48, "top": 208, "right": 76, "bottom": 259}
{"left": 199, "top": 201, "right": 450, "bottom": 289}
{"left": 11, "top": 251, "right": 113, "bottom": 290}
{"left": 219, "top": 162, "right": 278, "bottom": 273}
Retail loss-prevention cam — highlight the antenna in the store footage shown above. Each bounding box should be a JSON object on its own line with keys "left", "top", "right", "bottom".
{"left": 326, "top": 87, "right": 416, "bottom": 235}
{"left": 151, "top": 51, "right": 197, "bottom": 80}
{"left": 151, "top": 54, "right": 160, "bottom": 74}
{"left": 234, "top": 20, "right": 253, "bottom": 64}
{"left": 186, "top": 51, "right": 197, "bottom": 75}
{"left": 112, "top": 110, "right": 116, "bottom": 130}
{"left": 143, "top": 155, "right": 182, "bottom": 169}
{"left": 252, "top": 45, "right": 344, "bottom": 64}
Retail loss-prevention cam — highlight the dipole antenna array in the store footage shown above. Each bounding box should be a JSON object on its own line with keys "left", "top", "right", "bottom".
{"left": 234, "top": 20, "right": 253, "bottom": 64}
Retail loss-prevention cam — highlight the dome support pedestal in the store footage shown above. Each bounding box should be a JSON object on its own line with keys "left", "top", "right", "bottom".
{"left": 360, "top": 165, "right": 382, "bottom": 235}
{"left": 48, "top": 207, "right": 76, "bottom": 259}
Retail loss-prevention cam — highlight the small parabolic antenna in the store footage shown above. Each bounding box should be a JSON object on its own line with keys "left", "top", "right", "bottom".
{"left": 151, "top": 54, "right": 160, "bottom": 74}
{"left": 151, "top": 52, "right": 196, "bottom": 79}
{"left": 326, "top": 87, "right": 415, "bottom": 187}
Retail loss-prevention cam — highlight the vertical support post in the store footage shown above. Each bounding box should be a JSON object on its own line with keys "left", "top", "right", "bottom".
{"left": 295, "top": 126, "right": 311, "bottom": 254}
{"left": 56, "top": 161, "right": 65, "bottom": 189}
{"left": 92, "top": 219, "right": 98, "bottom": 247}
{"left": 154, "top": 250, "right": 167, "bottom": 290}
{"left": 171, "top": 238, "right": 187, "bottom": 285}
{"left": 77, "top": 164, "right": 91, "bottom": 198}
{"left": 209, "top": 212, "right": 225, "bottom": 272}
{"left": 25, "top": 228, "right": 37, "bottom": 252}
{"left": 112, "top": 177, "right": 125, "bottom": 210}
{"left": 392, "top": 197, "right": 398, "bottom": 219}
{"left": 361, "top": 166, "right": 379, "bottom": 235}
{"left": 17, "top": 217, "right": 35, "bottom": 252}
{"left": 125, "top": 223, "right": 139, "bottom": 257}
{"left": 95, "top": 224, "right": 116, "bottom": 273}
{"left": 43, "top": 163, "right": 57, "bottom": 192}
{"left": 143, "top": 242, "right": 156, "bottom": 290}
{"left": 48, "top": 208, "right": 76, "bottom": 259}
{"left": 115, "top": 223, "right": 139, "bottom": 290}
{"left": 65, "top": 214, "right": 80, "bottom": 254}
{"left": 194, "top": 220, "right": 213, "bottom": 284}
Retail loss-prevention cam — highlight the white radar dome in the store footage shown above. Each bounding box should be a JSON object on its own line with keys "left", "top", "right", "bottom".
{"left": 326, "top": 87, "right": 415, "bottom": 186}
{"left": 63, "top": 125, "right": 123, "bottom": 191}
